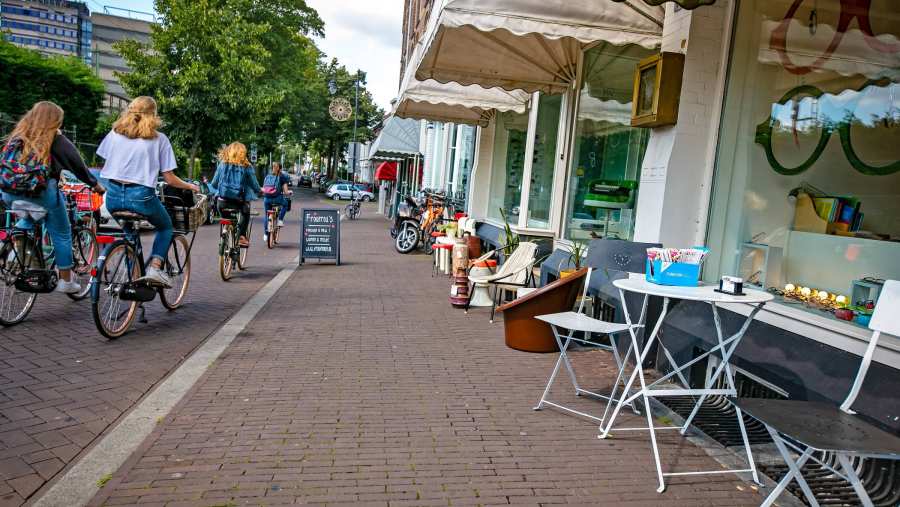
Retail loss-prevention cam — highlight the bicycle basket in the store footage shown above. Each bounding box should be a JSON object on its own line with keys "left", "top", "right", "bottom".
{"left": 166, "top": 195, "right": 206, "bottom": 232}
{"left": 63, "top": 185, "right": 102, "bottom": 212}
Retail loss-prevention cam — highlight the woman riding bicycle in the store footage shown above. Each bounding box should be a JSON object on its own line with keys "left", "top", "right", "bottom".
{"left": 210, "top": 142, "right": 260, "bottom": 247}
{"left": 261, "top": 162, "right": 292, "bottom": 243}
{"left": 0, "top": 101, "right": 105, "bottom": 294}
{"left": 96, "top": 96, "right": 198, "bottom": 288}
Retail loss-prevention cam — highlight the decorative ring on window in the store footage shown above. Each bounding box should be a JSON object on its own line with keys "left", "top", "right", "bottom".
{"left": 754, "top": 79, "right": 899, "bottom": 176}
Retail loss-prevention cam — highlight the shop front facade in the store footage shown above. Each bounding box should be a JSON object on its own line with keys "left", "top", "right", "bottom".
{"left": 397, "top": 0, "right": 900, "bottom": 432}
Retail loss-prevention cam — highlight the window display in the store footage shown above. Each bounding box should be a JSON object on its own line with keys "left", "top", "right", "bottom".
{"left": 707, "top": 0, "right": 899, "bottom": 325}
{"left": 488, "top": 109, "right": 529, "bottom": 223}
{"left": 564, "top": 44, "right": 654, "bottom": 241}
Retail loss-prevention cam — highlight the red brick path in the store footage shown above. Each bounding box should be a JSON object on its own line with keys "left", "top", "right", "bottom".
{"left": 87, "top": 202, "right": 764, "bottom": 507}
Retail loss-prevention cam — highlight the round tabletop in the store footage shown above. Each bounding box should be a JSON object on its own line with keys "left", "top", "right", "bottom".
{"left": 613, "top": 277, "right": 774, "bottom": 304}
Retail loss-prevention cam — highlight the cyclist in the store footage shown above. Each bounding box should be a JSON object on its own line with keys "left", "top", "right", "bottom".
{"left": 261, "top": 162, "right": 292, "bottom": 243}
{"left": 0, "top": 101, "right": 105, "bottom": 294}
{"left": 96, "top": 96, "right": 198, "bottom": 288}
{"left": 209, "top": 142, "right": 260, "bottom": 247}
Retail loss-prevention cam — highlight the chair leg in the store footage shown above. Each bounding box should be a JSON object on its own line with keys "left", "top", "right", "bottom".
{"left": 837, "top": 454, "right": 874, "bottom": 507}
{"left": 490, "top": 286, "right": 499, "bottom": 323}
{"left": 464, "top": 281, "right": 474, "bottom": 313}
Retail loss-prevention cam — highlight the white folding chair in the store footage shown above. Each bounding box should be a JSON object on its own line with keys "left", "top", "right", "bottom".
{"left": 532, "top": 267, "right": 642, "bottom": 424}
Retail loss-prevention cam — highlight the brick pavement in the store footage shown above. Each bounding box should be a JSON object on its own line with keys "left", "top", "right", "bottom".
{"left": 88, "top": 205, "right": 766, "bottom": 507}
{"left": 0, "top": 191, "right": 311, "bottom": 507}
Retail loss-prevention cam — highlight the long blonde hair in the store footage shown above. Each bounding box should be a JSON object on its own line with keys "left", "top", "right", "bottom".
{"left": 113, "top": 96, "right": 161, "bottom": 140}
{"left": 5, "top": 101, "right": 64, "bottom": 165}
{"left": 218, "top": 142, "right": 251, "bottom": 166}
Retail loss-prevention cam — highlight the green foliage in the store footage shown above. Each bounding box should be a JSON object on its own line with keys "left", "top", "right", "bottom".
{"left": 0, "top": 40, "right": 104, "bottom": 138}
{"left": 568, "top": 241, "right": 587, "bottom": 270}
{"left": 499, "top": 207, "right": 519, "bottom": 256}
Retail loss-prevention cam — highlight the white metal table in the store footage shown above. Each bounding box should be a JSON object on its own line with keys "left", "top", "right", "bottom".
{"left": 602, "top": 277, "right": 774, "bottom": 493}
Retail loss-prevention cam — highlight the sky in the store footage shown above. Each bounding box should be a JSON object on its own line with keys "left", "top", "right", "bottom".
{"left": 94, "top": 0, "right": 403, "bottom": 111}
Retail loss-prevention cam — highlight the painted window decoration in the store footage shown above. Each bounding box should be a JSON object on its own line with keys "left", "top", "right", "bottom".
{"left": 565, "top": 43, "right": 654, "bottom": 242}
{"left": 707, "top": 0, "right": 899, "bottom": 327}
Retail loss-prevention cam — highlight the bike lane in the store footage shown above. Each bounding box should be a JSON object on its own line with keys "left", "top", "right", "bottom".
{"left": 0, "top": 190, "right": 322, "bottom": 507}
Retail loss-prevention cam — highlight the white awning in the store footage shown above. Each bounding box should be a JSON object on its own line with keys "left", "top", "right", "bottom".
{"left": 368, "top": 116, "right": 421, "bottom": 160}
{"left": 394, "top": 79, "right": 531, "bottom": 127}
{"left": 414, "top": 0, "right": 663, "bottom": 94}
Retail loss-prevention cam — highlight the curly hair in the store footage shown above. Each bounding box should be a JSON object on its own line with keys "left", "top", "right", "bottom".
{"left": 218, "top": 142, "right": 251, "bottom": 166}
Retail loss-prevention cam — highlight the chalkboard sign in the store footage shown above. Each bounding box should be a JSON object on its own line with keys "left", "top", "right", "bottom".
{"left": 300, "top": 208, "right": 341, "bottom": 265}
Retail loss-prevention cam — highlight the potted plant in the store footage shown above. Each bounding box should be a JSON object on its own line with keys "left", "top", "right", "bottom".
{"left": 499, "top": 207, "right": 519, "bottom": 256}
{"left": 559, "top": 241, "right": 587, "bottom": 278}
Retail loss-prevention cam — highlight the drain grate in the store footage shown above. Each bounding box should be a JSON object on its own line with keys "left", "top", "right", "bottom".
{"left": 759, "top": 458, "right": 900, "bottom": 506}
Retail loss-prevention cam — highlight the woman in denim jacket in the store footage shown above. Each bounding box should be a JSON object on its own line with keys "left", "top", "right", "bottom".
{"left": 210, "top": 142, "right": 260, "bottom": 246}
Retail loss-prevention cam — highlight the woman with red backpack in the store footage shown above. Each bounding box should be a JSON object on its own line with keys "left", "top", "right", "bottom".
{"left": 261, "top": 162, "right": 292, "bottom": 243}
{"left": 0, "top": 101, "right": 106, "bottom": 294}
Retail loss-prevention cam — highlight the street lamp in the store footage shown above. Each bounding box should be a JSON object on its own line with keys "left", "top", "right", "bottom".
{"left": 351, "top": 70, "right": 360, "bottom": 184}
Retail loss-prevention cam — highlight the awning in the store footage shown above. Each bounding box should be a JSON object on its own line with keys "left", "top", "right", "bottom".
{"left": 414, "top": 0, "right": 663, "bottom": 94}
{"left": 612, "top": 0, "right": 716, "bottom": 9}
{"left": 394, "top": 79, "right": 531, "bottom": 127}
{"left": 368, "top": 116, "right": 421, "bottom": 160}
{"left": 374, "top": 161, "right": 398, "bottom": 181}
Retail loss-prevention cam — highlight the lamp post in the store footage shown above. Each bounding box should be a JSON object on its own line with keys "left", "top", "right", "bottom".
{"left": 351, "top": 70, "right": 360, "bottom": 184}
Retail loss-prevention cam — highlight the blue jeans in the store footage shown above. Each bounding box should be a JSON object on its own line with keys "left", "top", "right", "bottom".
{"left": 263, "top": 196, "right": 288, "bottom": 233}
{"left": 2, "top": 181, "right": 74, "bottom": 269}
{"left": 106, "top": 182, "right": 173, "bottom": 264}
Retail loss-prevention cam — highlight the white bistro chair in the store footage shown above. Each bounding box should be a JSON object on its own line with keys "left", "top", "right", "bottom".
{"left": 532, "top": 267, "right": 641, "bottom": 424}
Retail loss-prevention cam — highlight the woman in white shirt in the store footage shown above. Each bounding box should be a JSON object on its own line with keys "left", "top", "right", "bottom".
{"left": 97, "top": 97, "right": 198, "bottom": 287}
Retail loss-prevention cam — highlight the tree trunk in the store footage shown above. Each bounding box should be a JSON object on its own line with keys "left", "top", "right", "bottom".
{"left": 187, "top": 142, "right": 200, "bottom": 180}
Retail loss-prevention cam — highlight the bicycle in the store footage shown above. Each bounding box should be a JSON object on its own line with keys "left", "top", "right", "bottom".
{"left": 265, "top": 202, "right": 283, "bottom": 249}
{"left": 0, "top": 192, "right": 99, "bottom": 326}
{"left": 217, "top": 198, "right": 253, "bottom": 281}
{"left": 344, "top": 191, "right": 361, "bottom": 221}
{"left": 90, "top": 191, "right": 201, "bottom": 339}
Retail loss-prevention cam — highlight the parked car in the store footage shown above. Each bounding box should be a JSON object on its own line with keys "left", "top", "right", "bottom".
{"left": 298, "top": 175, "right": 313, "bottom": 187}
{"left": 354, "top": 182, "right": 374, "bottom": 193}
{"left": 326, "top": 183, "right": 374, "bottom": 201}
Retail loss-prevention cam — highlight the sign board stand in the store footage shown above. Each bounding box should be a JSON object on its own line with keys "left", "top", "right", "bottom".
{"left": 300, "top": 208, "right": 341, "bottom": 265}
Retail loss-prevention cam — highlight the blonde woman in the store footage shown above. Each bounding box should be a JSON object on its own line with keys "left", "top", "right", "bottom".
{"left": 209, "top": 142, "right": 261, "bottom": 247}
{"left": 1, "top": 101, "right": 105, "bottom": 294}
{"left": 97, "top": 96, "right": 198, "bottom": 287}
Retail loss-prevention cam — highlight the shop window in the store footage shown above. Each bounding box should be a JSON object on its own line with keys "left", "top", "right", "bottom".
{"left": 527, "top": 94, "right": 562, "bottom": 229}
{"left": 708, "top": 0, "right": 899, "bottom": 325}
{"left": 446, "top": 125, "right": 458, "bottom": 194}
{"left": 457, "top": 125, "right": 476, "bottom": 208}
{"left": 564, "top": 43, "right": 654, "bottom": 242}
{"left": 488, "top": 109, "right": 529, "bottom": 223}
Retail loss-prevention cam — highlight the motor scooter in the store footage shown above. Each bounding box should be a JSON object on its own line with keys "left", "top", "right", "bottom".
{"left": 391, "top": 195, "right": 423, "bottom": 254}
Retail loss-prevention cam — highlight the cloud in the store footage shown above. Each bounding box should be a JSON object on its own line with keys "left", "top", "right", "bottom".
{"left": 307, "top": 0, "right": 403, "bottom": 111}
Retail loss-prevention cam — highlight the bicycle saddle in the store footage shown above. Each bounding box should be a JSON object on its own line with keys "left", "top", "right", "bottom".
{"left": 111, "top": 210, "right": 148, "bottom": 221}
{"left": 10, "top": 201, "right": 48, "bottom": 221}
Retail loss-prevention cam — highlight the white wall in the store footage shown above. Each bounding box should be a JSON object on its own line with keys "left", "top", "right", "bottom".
{"left": 632, "top": 1, "right": 732, "bottom": 248}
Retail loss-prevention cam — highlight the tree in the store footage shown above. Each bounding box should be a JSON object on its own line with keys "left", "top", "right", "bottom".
{"left": 115, "top": 0, "right": 323, "bottom": 176}
{"left": 0, "top": 40, "right": 104, "bottom": 139}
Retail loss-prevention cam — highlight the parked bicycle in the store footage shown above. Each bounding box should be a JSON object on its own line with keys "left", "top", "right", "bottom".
{"left": 0, "top": 193, "right": 98, "bottom": 326}
{"left": 217, "top": 198, "right": 253, "bottom": 280}
{"left": 265, "top": 202, "right": 283, "bottom": 249}
{"left": 90, "top": 191, "right": 202, "bottom": 339}
{"left": 344, "top": 191, "right": 361, "bottom": 221}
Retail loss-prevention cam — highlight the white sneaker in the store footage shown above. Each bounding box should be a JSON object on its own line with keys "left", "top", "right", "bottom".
{"left": 277, "top": 220, "right": 284, "bottom": 227}
{"left": 137, "top": 266, "right": 172, "bottom": 288}
{"left": 55, "top": 279, "right": 82, "bottom": 294}
{"left": 263, "top": 234, "right": 269, "bottom": 242}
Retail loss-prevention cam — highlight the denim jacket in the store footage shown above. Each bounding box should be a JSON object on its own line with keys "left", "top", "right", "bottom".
{"left": 210, "top": 162, "right": 261, "bottom": 201}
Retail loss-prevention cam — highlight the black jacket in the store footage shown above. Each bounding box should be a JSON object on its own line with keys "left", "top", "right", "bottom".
{"left": 49, "top": 134, "right": 97, "bottom": 187}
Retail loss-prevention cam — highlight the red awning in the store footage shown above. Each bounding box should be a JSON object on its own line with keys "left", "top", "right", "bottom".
{"left": 374, "top": 161, "right": 398, "bottom": 181}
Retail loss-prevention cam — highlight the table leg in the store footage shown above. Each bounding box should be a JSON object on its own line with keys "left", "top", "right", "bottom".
{"left": 599, "top": 294, "right": 668, "bottom": 442}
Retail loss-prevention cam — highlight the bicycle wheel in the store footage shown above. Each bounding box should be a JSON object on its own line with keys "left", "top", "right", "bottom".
{"left": 160, "top": 234, "right": 191, "bottom": 310}
{"left": 91, "top": 242, "right": 140, "bottom": 339}
{"left": 266, "top": 212, "right": 276, "bottom": 249}
{"left": 67, "top": 226, "right": 97, "bottom": 301}
{"left": 0, "top": 236, "right": 38, "bottom": 326}
{"left": 219, "top": 225, "right": 234, "bottom": 281}
{"left": 238, "top": 218, "right": 251, "bottom": 270}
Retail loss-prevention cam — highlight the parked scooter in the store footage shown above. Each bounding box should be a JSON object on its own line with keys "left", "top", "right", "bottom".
{"left": 392, "top": 195, "right": 422, "bottom": 253}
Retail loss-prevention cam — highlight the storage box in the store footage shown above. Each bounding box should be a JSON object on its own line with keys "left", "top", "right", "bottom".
{"left": 646, "top": 258, "right": 702, "bottom": 287}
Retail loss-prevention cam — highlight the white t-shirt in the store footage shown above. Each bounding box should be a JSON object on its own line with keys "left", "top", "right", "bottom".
{"left": 97, "top": 130, "right": 177, "bottom": 188}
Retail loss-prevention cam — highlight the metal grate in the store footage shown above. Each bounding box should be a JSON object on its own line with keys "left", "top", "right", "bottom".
{"left": 759, "top": 457, "right": 900, "bottom": 506}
